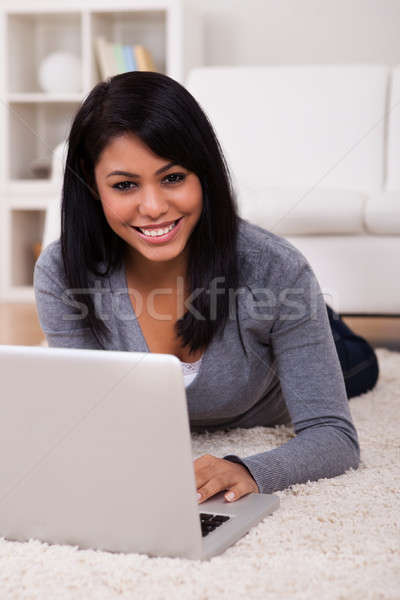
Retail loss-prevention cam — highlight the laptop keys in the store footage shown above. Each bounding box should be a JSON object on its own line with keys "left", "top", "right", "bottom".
{"left": 210, "top": 515, "right": 230, "bottom": 523}
{"left": 200, "top": 512, "right": 230, "bottom": 537}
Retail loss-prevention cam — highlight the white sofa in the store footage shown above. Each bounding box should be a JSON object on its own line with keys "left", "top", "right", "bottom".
{"left": 186, "top": 65, "right": 400, "bottom": 315}
{"left": 43, "top": 64, "right": 400, "bottom": 315}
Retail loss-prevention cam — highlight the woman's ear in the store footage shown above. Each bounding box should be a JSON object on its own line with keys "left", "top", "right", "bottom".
{"left": 80, "top": 158, "right": 100, "bottom": 200}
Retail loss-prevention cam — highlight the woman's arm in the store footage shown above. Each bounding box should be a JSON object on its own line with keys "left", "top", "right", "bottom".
{"left": 33, "top": 241, "right": 102, "bottom": 350}
{"left": 224, "top": 250, "right": 360, "bottom": 495}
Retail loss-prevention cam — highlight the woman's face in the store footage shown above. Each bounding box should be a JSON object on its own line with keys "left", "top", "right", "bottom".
{"left": 94, "top": 132, "right": 203, "bottom": 266}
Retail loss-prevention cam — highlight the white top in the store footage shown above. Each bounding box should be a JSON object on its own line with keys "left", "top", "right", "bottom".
{"left": 181, "top": 355, "right": 203, "bottom": 387}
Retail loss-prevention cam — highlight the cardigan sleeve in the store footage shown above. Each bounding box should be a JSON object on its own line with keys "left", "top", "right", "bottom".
{"left": 224, "top": 246, "right": 360, "bottom": 494}
{"left": 33, "top": 241, "right": 102, "bottom": 350}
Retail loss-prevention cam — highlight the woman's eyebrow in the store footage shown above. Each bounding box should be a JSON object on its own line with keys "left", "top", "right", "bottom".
{"left": 106, "top": 161, "right": 178, "bottom": 178}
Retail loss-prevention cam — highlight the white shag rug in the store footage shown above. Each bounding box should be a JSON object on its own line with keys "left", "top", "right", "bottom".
{"left": 1, "top": 347, "right": 399, "bottom": 600}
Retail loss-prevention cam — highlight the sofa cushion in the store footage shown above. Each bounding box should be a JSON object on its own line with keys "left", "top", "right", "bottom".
{"left": 236, "top": 183, "right": 366, "bottom": 235}
{"left": 186, "top": 65, "right": 388, "bottom": 193}
{"left": 365, "top": 192, "right": 400, "bottom": 234}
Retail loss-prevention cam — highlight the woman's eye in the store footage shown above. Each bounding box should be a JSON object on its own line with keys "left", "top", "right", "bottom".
{"left": 163, "top": 173, "right": 186, "bottom": 184}
{"left": 112, "top": 173, "right": 185, "bottom": 192}
{"left": 112, "top": 181, "right": 136, "bottom": 192}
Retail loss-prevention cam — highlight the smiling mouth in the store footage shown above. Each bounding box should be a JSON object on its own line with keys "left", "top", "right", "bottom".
{"left": 131, "top": 217, "right": 182, "bottom": 232}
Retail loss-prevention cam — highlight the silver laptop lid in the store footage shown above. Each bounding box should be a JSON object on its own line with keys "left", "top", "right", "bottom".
{"left": 0, "top": 345, "right": 203, "bottom": 559}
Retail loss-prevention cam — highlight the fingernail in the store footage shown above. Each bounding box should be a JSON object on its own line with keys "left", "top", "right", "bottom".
{"left": 225, "top": 492, "right": 235, "bottom": 501}
{"left": 197, "top": 493, "right": 202, "bottom": 501}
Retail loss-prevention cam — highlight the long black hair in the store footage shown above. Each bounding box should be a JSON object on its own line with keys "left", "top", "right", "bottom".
{"left": 61, "top": 70, "right": 239, "bottom": 353}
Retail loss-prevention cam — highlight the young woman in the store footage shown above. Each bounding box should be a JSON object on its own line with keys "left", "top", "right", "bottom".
{"left": 34, "top": 71, "right": 379, "bottom": 505}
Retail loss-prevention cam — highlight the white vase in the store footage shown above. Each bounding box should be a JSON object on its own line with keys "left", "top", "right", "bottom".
{"left": 38, "top": 52, "right": 81, "bottom": 93}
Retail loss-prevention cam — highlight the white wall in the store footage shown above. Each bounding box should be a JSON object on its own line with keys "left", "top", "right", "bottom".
{"left": 188, "top": 0, "right": 400, "bottom": 66}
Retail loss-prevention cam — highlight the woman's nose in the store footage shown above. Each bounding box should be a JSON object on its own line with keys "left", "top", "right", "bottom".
{"left": 137, "top": 185, "right": 169, "bottom": 218}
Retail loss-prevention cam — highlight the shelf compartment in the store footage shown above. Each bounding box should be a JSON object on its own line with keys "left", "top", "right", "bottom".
{"left": 5, "top": 181, "right": 58, "bottom": 203}
{"left": 10, "top": 209, "right": 46, "bottom": 287}
{"left": 7, "top": 12, "right": 82, "bottom": 94}
{"left": 8, "top": 101, "right": 80, "bottom": 181}
{"left": 90, "top": 10, "right": 167, "bottom": 85}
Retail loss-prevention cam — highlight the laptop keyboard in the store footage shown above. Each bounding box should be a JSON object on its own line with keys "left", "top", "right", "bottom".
{"left": 200, "top": 512, "right": 231, "bottom": 537}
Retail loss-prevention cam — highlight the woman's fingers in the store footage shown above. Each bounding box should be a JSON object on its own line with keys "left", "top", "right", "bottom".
{"left": 194, "top": 454, "right": 223, "bottom": 501}
{"left": 193, "top": 453, "right": 258, "bottom": 503}
{"left": 197, "top": 475, "right": 226, "bottom": 503}
{"left": 224, "top": 479, "right": 258, "bottom": 502}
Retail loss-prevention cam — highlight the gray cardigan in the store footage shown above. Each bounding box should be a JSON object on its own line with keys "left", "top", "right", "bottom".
{"left": 33, "top": 217, "right": 360, "bottom": 494}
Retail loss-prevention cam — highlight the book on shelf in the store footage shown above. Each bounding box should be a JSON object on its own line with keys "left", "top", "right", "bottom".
{"left": 94, "top": 36, "right": 157, "bottom": 80}
{"left": 94, "top": 37, "right": 116, "bottom": 79}
{"left": 123, "top": 44, "right": 136, "bottom": 71}
{"left": 113, "top": 43, "right": 126, "bottom": 75}
{"left": 134, "top": 45, "right": 156, "bottom": 71}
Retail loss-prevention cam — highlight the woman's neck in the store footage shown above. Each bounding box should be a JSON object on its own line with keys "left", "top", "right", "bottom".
{"left": 124, "top": 247, "right": 189, "bottom": 291}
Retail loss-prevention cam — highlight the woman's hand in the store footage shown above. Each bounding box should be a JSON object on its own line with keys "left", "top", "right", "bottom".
{"left": 194, "top": 454, "right": 259, "bottom": 503}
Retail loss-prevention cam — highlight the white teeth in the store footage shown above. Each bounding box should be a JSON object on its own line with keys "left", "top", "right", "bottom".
{"left": 139, "top": 221, "right": 176, "bottom": 237}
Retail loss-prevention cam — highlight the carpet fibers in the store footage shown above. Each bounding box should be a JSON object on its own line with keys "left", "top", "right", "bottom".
{"left": 0, "top": 348, "right": 399, "bottom": 599}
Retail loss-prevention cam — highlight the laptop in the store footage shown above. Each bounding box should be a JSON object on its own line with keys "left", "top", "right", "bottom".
{"left": 0, "top": 344, "right": 279, "bottom": 560}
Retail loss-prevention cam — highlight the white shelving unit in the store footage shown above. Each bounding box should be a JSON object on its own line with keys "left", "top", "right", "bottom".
{"left": 0, "top": 0, "right": 203, "bottom": 302}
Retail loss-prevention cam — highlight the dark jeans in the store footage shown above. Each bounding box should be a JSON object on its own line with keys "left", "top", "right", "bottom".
{"left": 326, "top": 304, "right": 379, "bottom": 399}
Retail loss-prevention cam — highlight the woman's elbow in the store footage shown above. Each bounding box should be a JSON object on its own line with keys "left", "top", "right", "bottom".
{"left": 340, "top": 432, "right": 361, "bottom": 473}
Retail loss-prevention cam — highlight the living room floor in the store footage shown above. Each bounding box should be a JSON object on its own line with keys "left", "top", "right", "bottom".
{"left": 0, "top": 303, "right": 399, "bottom": 351}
